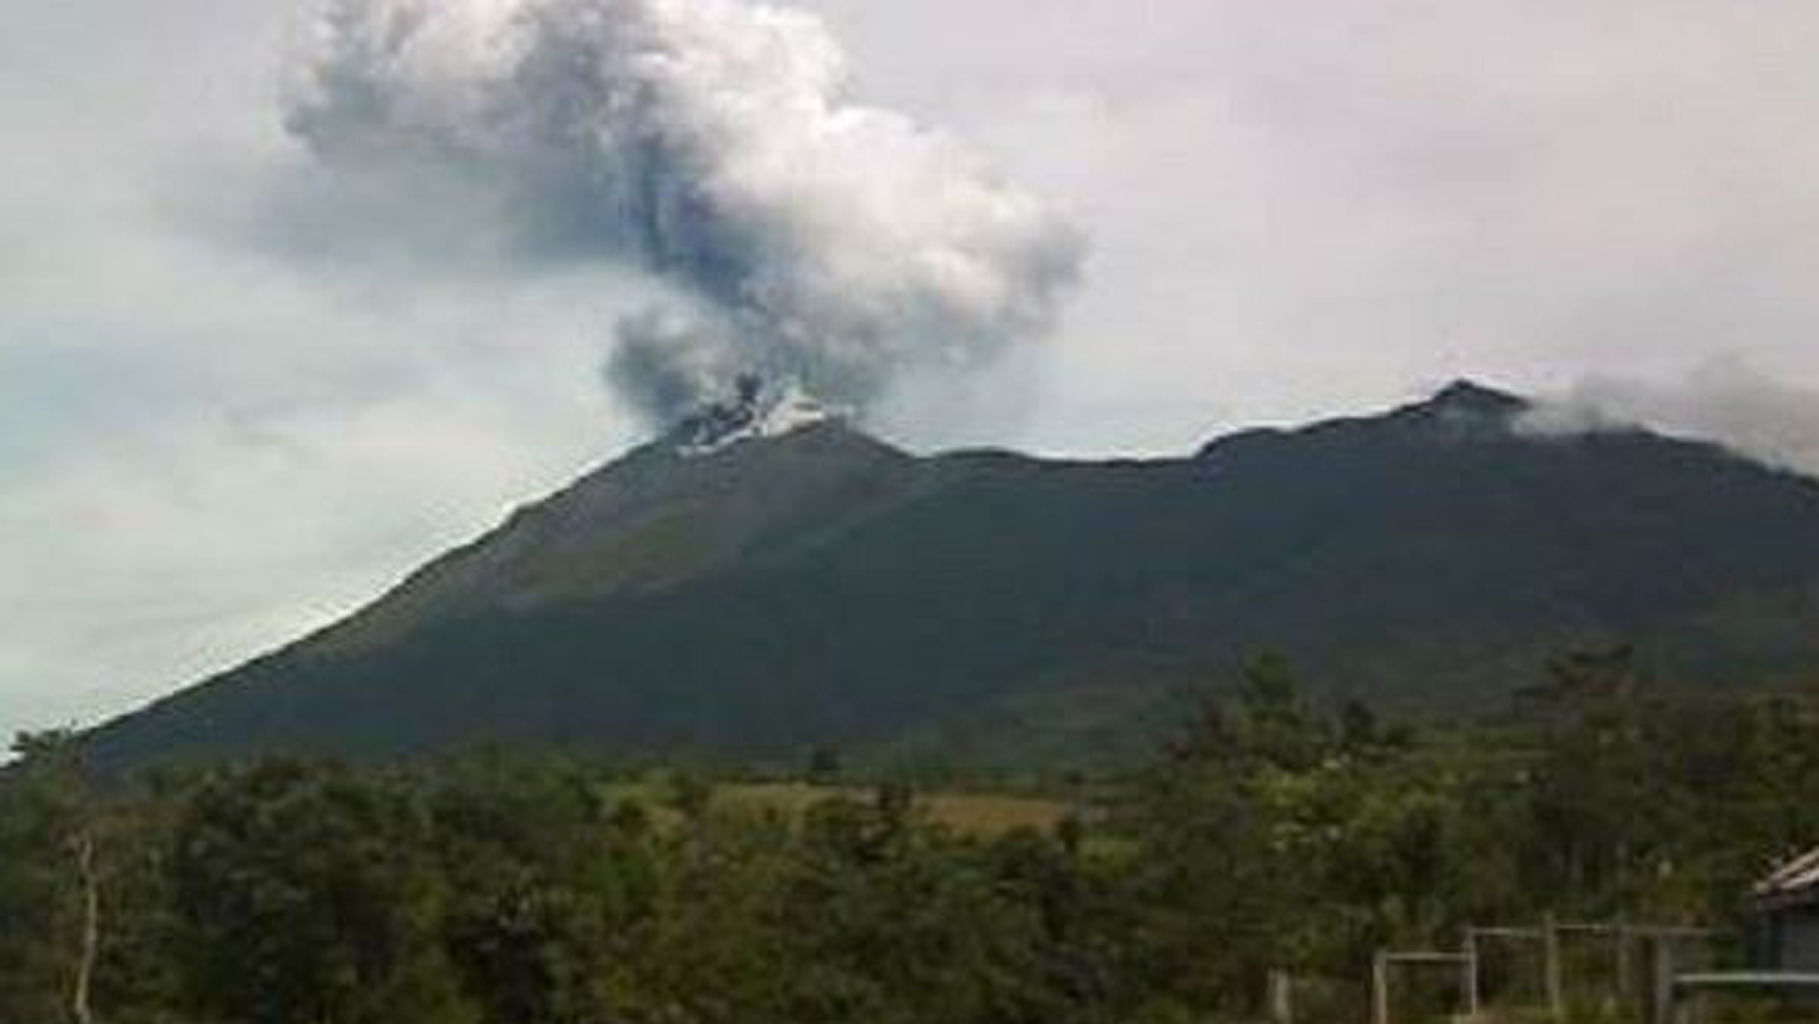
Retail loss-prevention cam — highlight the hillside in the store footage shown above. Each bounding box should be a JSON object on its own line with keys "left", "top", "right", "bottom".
{"left": 86, "top": 381, "right": 1819, "bottom": 771}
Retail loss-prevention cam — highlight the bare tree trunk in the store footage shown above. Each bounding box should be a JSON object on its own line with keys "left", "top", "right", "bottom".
{"left": 70, "top": 831, "right": 97, "bottom": 1024}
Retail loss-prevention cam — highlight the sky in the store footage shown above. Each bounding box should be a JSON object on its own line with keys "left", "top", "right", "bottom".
{"left": 5, "top": 0, "right": 1819, "bottom": 740}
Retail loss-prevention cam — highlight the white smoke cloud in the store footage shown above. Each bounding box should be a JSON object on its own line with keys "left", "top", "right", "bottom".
{"left": 283, "top": 0, "right": 1085, "bottom": 425}
{"left": 1520, "top": 359, "right": 1819, "bottom": 479}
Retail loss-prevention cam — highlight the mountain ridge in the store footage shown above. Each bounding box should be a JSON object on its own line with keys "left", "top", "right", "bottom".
{"left": 86, "top": 380, "right": 1819, "bottom": 772}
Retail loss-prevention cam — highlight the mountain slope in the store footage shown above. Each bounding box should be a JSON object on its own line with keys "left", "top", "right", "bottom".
{"left": 87, "top": 382, "right": 1819, "bottom": 771}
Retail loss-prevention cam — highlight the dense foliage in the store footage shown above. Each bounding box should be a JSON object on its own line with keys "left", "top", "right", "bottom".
{"left": 8, "top": 654, "right": 1819, "bottom": 1023}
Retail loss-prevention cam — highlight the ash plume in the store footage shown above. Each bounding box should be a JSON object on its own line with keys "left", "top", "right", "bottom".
{"left": 1520, "top": 360, "right": 1819, "bottom": 479}
{"left": 284, "top": 0, "right": 1085, "bottom": 426}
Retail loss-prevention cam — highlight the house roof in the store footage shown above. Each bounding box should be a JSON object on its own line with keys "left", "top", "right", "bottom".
{"left": 1757, "top": 847, "right": 1819, "bottom": 910}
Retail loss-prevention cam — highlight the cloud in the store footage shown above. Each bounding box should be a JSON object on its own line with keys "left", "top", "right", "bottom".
{"left": 283, "top": 0, "right": 1085, "bottom": 424}
{"left": 7, "top": 0, "right": 1819, "bottom": 741}
{"left": 800, "top": 0, "right": 1819, "bottom": 453}
{"left": 1523, "top": 360, "right": 1819, "bottom": 478}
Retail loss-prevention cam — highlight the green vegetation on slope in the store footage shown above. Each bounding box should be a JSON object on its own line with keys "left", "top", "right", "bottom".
{"left": 84, "top": 384, "right": 1819, "bottom": 773}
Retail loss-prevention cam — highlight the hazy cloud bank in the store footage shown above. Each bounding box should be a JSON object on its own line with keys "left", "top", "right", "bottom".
{"left": 1523, "top": 361, "right": 1819, "bottom": 479}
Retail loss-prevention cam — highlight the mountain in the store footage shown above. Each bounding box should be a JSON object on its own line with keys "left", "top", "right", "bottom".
{"left": 86, "top": 381, "right": 1819, "bottom": 773}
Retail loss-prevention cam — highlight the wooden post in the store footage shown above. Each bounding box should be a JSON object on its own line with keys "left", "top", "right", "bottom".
{"left": 1374, "top": 952, "right": 1391, "bottom": 1024}
{"left": 1544, "top": 914, "right": 1565, "bottom": 1021}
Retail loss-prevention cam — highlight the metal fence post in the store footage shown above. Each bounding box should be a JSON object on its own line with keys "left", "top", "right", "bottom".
{"left": 1268, "top": 969, "right": 1293, "bottom": 1024}
{"left": 1544, "top": 914, "right": 1565, "bottom": 1021}
{"left": 1463, "top": 931, "right": 1481, "bottom": 1018}
{"left": 1650, "top": 936, "right": 1676, "bottom": 1024}
{"left": 1616, "top": 920, "right": 1633, "bottom": 1000}
{"left": 1374, "top": 951, "right": 1390, "bottom": 1024}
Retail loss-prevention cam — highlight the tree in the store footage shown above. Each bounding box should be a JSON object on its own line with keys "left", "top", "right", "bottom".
{"left": 807, "top": 746, "right": 843, "bottom": 785}
{"left": 0, "top": 731, "right": 109, "bottom": 1024}
{"left": 169, "top": 759, "right": 474, "bottom": 1024}
{"left": 430, "top": 756, "right": 644, "bottom": 1024}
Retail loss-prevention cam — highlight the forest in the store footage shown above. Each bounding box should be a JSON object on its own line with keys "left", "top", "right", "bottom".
{"left": 5, "top": 649, "right": 1819, "bottom": 1024}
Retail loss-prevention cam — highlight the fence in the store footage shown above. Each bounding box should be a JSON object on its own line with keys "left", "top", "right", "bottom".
{"left": 1361, "top": 919, "right": 1723, "bottom": 1024}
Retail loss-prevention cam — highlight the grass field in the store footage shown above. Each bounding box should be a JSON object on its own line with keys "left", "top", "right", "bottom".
{"left": 724, "top": 782, "right": 1075, "bottom": 837}
{"left": 607, "top": 779, "right": 1078, "bottom": 838}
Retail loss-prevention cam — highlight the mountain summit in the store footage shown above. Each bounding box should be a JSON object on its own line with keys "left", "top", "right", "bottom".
{"left": 1426, "top": 379, "right": 1529, "bottom": 416}
{"left": 668, "top": 375, "right": 835, "bottom": 455}
{"left": 87, "top": 382, "right": 1819, "bottom": 772}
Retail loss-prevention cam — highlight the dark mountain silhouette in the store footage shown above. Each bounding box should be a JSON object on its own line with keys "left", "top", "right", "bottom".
{"left": 86, "top": 381, "right": 1819, "bottom": 771}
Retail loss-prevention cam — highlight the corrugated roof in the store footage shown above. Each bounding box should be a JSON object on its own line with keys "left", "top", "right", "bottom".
{"left": 1756, "top": 846, "right": 1819, "bottom": 907}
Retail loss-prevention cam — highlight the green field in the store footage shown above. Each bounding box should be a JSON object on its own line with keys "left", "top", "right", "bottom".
{"left": 724, "top": 782, "right": 1075, "bottom": 836}
{"left": 608, "top": 778, "right": 1078, "bottom": 837}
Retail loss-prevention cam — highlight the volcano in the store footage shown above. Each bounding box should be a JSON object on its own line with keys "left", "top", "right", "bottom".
{"left": 86, "top": 381, "right": 1819, "bottom": 772}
